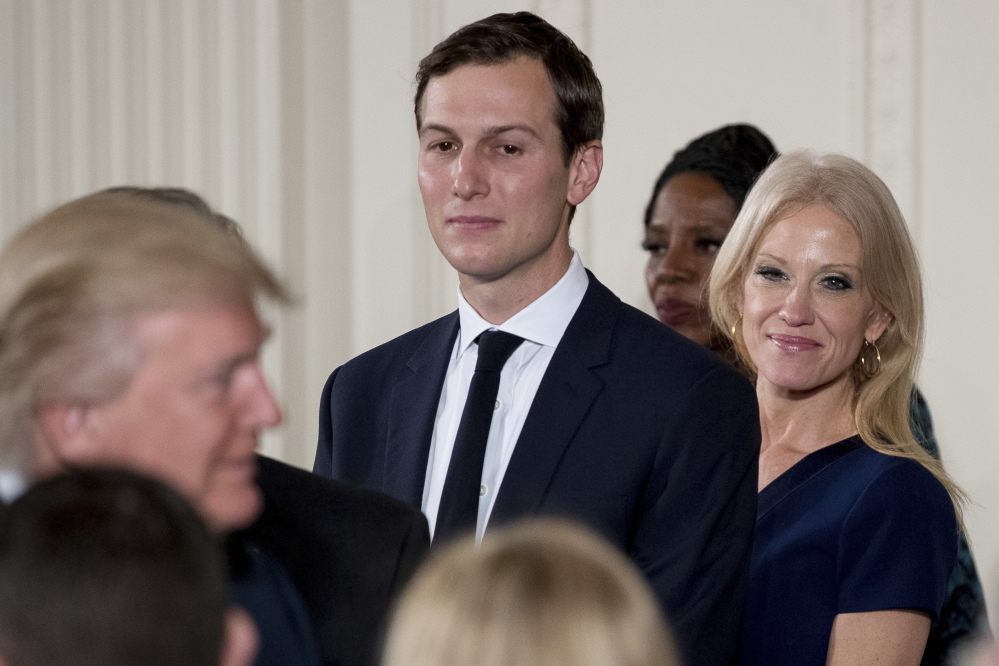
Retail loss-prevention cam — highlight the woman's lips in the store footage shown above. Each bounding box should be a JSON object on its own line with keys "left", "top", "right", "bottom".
{"left": 768, "top": 334, "right": 822, "bottom": 351}
{"left": 656, "top": 297, "right": 697, "bottom": 326}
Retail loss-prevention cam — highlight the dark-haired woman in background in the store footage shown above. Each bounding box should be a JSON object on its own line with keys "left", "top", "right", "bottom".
{"left": 642, "top": 125, "right": 987, "bottom": 664}
{"left": 643, "top": 125, "right": 777, "bottom": 366}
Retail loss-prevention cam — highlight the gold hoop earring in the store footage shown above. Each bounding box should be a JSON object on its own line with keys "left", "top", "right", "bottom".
{"left": 858, "top": 339, "right": 881, "bottom": 378}
{"left": 730, "top": 314, "right": 742, "bottom": 339}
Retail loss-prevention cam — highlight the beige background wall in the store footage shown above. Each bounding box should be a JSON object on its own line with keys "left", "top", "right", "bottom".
{"left": 2, "top": 0, "right": 997, "bottom": 629}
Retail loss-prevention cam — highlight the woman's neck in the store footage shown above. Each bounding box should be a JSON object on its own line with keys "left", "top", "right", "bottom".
{"left": 756, "top": 374, "right": 857, "bottom": 490}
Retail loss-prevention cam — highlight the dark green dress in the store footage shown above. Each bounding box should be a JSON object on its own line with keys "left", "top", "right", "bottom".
{"left": 910, "top": 389, "right": 990, "bottom": 665}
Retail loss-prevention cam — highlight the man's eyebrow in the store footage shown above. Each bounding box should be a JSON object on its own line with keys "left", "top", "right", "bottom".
{"left": 419, "top": 123, "right": 455, "bottom": 137}
{"left": 483, "top": 124, "right": 542, "bottom": 140}
{"left": 203, "top": 326, "right": 270, "bottom": 383}
{"left": 418, "top": 123, "right": 542, "bottom": 140}
{"left": 199, "top": 347, "right": 259, "bottom": 386}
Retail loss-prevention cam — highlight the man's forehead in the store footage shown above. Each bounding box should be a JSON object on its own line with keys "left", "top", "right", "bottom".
{"left": 419, "top": 56, "right": 557, "bottom": 128}
{"left": 132, "top": 304, "right": 265, "bottom": 359}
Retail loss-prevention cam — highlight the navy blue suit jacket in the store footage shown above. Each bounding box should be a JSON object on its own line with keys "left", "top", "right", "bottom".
{"left": 314, "top": 272, "right": 760, "bottom": 666}
{"left": 237, "top": 456, "right": 430, "bottom": 666}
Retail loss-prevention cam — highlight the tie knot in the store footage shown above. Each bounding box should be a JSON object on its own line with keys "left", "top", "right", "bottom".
{"left": 474, "top": 331, "right": 524, "bottom": 373}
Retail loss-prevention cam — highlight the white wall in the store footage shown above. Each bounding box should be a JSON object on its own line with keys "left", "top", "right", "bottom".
{"left": 2, "top": 0, "right": 997, "bottom": 629}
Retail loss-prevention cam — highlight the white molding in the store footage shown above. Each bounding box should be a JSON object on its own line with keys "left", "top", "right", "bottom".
{"left": 867, "top": 0, "right": 920, "bottom": 231}
{"left": 218, "top": 0, "right": 240, "bottom": 217}
{"left": 180, "top": 0, "right": 203, "bottom": 189}
{"left": 846, "top": 0, "right": 869, "bottom": 162}
{"left": 0, "top": 0, "right": 14, "bottom": 239}
{"left": 107, "top": 0, "right": 126, "bottom": 186}
{"left": 146, "top": 0, "right": 164, "bottom": 184}
{"left": 255, "top": 0, "right": 282, "bottom": 272}
{"left": 69, "top": 0, "right": 90, "bottom": 197}
{"left": 32, "top": 0, "right": 52, "bottom": 209}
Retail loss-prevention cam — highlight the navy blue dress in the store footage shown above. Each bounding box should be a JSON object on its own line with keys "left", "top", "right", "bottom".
{"left": 737, "top": 436, "right": 958, "bottom": 665}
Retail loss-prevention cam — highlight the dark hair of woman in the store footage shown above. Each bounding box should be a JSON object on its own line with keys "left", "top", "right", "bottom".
{"left": 643, "top": 124, "right": 778, "bottom": 228}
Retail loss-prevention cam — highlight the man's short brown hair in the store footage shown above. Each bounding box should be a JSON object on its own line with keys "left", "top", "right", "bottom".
{"left": 414, "top": 11, "right": 604, "bottom": 166}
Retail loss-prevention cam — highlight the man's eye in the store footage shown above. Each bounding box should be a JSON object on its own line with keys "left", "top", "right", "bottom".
{"left": 432, "top": 141, "right": 456, "bottom": 152}
{"left": 499, "top": 144, "right": 520, "bottom": 155}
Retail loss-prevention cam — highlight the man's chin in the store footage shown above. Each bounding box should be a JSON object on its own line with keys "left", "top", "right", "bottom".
{"left": 203, "top": 484, "right": 264, "bottom": 534}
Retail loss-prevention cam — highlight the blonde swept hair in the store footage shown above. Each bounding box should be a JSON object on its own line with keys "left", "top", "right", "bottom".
{"left": 0, "top": 191, "right": 287, "bottom": 471}
{"left": 382, "top": 519, "right": 681, "bottom": 666}
{"left": 708, "top": 150, "right": 965, "bottom": 523}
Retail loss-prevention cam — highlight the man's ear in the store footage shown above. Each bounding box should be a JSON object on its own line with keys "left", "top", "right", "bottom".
{"left": 567, "top": 140, "right": 603, "bottom": 206}
{"left": 220, "top": 607, "right": 260, "bottom": 666}
{"left": 35, "top": 403, "right": 97, "bottom": 467}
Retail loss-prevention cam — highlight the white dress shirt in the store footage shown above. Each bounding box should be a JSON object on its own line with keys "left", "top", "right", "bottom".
{"left": 422, "top": 251, "right": 589, "bottom": 541}
{"left": 0, "top": 469, "right": 25, "bottom": 504}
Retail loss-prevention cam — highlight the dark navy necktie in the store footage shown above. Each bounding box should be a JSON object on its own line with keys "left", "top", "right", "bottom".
{"left": 434, "top": 330, "right": 524, "bottom": 544}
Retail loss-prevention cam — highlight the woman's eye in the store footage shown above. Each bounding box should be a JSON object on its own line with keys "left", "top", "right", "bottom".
{"left": 821, "top": 275, "right": 853, "bottom": 291}
{"left": 642, "top": 240, "right": 667, "bottom": 255}
{"left": 695, "top": 238, "right": 723, "bottom": 255}
{"left": 755, "top": 265, "right": 785, "bottom": 281}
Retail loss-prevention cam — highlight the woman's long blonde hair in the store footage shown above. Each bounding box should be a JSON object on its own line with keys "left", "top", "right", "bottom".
{"left": 709, "top": 150, "right": 965, "bottom": 524}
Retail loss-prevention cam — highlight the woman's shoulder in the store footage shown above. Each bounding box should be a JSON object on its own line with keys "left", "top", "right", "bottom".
{"left": 840, "top": 439, "right": 955, "bottom": 530}
{"left": 835, "top": 439, "right": 958, "bottom": 619}
{"left": 838, "top": 437, "right": 945, "bottom": 493}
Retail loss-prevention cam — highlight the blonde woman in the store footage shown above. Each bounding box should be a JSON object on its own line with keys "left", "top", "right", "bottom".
{"left": 382, "top": 519, "right": 680, "bottom": 666}
{"left": 709, "top": 151, "right": 962, "bottom": 665}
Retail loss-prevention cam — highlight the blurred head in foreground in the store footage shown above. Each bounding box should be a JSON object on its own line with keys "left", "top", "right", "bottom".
{"left": 0, "top": 467, "right": 258, "bottom": 666}
{"left": 100, "top": 186, "right": 245, "bottom": 238}
{"left": 382, "top": 519, "right": 681, "bottom": 666}
{"left": 0, "top": 190, "right": 287, "bottom": 533}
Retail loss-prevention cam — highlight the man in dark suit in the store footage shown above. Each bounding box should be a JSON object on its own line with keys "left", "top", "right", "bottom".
{"left": 0, "top": 191, "right": 428, "bottom": 666}
{"left": 314, "top": 12, "right": 759, "bottom": 666}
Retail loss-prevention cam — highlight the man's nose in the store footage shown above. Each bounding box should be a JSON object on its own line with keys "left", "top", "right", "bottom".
{"left": 241, "top": 363, "right": 283, "bottom": 429}
{"left": 779, "top": 284, "right": 814, "bottom": 327}
{"left": 451, "top": 149, "right": 489, "bottom": 200}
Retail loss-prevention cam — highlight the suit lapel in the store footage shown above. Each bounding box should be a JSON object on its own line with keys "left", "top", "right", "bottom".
{"left": 490, "top": 273, "right": 619, "bottom": 524}
{"left": 383, "top": 313, "right": 459, "bottom": 507}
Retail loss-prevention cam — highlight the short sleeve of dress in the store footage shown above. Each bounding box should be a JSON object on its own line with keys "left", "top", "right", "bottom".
{"left": 837, "top": 459, "right": 958, "bottom": 620}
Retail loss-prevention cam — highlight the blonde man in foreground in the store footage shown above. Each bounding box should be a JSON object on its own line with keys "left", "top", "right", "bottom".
{"left": 0, "top": 191, "right": 429, "bottom": 666}
{"left": 383, "top": 519, "right": 682, "bottom": 666}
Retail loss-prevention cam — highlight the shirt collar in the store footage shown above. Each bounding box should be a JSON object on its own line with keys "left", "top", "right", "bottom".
{"left": 0, "top": 469, "right": 26, "bottom": 504}
{"left": 456, "top": 250, "right": 589, "bottom": 357}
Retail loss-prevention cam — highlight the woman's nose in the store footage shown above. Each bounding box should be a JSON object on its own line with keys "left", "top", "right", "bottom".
{"left": 779, "top": 285, "right": 814, "bottom": 326}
